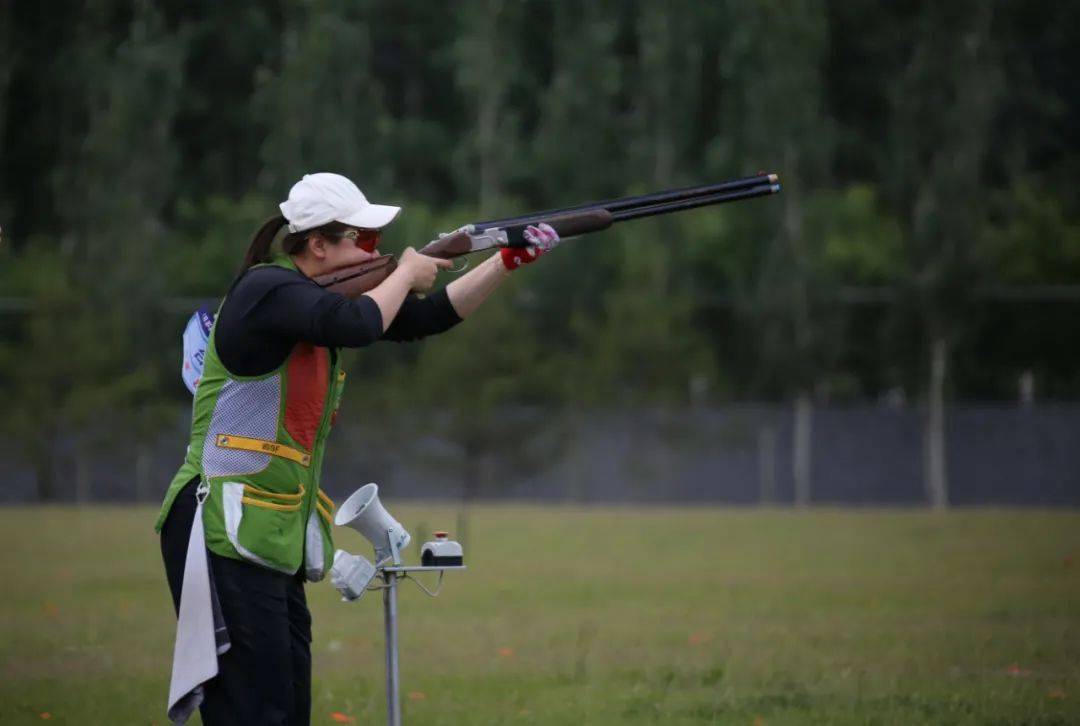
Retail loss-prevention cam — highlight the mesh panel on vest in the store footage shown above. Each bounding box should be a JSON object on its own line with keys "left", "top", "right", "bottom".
{"left": 202, "top": 375, "right": 281, "bottom": 478}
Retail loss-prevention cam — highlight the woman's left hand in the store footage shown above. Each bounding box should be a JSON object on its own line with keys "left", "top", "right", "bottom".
{"left": 501, "top": 223, "right": 561, "bottom": 270}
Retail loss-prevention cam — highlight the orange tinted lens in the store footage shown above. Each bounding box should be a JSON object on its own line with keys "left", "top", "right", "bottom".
{"left": 356, "top": 231, "right": 380, "bottom": 253}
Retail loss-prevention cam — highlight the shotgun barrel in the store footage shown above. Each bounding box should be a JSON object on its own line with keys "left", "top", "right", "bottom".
{"left": 609, "top": 181, "right": 781, "bottom": 223}
{"left": 473, "top": 172, "right": 779, "bottom": 232}
{"left": 482, "top": 177, "right": 781, "bottom": 249}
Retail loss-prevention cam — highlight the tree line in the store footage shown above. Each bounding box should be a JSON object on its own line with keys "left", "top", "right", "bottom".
{"left": 1, "top": 0, "right": 1078, "bottom": 502}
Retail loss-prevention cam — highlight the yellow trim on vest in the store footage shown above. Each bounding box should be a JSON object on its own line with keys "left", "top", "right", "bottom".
{"left": 317, "top": 489, "right": 335, "bottom": 512}
{"left": 316, "top": 502, "right": 334, "bottom": 523}
{"left": 216, "top": 434, "right": 311, "bottom": 467}
{"left": 241, "top": 482, "right": 305, "bottom": 512}
{"left": 244, "top": 483, "right": 305, "bottom": 503}
{"left": 242, "top": 496, "right": 303, "bottom": 513}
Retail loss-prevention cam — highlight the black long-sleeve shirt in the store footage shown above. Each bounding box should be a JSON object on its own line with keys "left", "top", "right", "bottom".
{"left": 215, "top": 264, "right": 461, "bottom": 376}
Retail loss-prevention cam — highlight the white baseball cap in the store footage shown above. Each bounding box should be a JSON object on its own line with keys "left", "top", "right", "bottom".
{"left": 279, "top": 173, "right": 401, "bottom": 233}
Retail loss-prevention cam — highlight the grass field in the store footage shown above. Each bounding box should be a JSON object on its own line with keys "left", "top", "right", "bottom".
{"left": 0, "top": 505, "right": 1078, "bottom": 725}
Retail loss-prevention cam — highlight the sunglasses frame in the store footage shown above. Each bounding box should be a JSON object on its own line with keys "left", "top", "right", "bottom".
{"left": 331, "top": 228, "right": 381, "bottom": 253}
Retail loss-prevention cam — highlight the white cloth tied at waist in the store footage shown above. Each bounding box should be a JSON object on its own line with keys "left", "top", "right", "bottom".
{"left": 167, "top": 488, "right": 230, "bottom": 724}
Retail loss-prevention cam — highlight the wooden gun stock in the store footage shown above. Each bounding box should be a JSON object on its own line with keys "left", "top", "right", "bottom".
{"left": 313, "top": 254, "right": 397, "bottom": 299}
{"left": 418, "top": 229, "right": 473, "bottom": 259}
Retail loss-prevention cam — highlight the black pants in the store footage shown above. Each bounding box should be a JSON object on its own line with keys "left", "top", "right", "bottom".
{"left": 161, "top": 477, "right": 312, "bottom": 726}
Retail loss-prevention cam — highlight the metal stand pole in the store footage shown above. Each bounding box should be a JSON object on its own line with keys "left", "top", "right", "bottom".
{"left": 383, "top": 572, "right": 401, "bottom": 726}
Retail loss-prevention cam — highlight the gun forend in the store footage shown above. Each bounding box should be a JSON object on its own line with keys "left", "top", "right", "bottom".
{"left": 504, "top": 207, "right": 613, "bottom": 247}
{"left": 420, "top": 207, "right": 614, "bottom": 258}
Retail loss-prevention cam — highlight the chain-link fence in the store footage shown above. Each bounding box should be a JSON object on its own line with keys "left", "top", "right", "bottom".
{"left": 5, "top": 403, "right": 1078, "bottom": 506}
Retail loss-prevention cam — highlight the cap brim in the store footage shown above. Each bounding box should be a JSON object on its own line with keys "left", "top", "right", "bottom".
{"left": 340, "top": 203, "right": 401, "bottom": 230}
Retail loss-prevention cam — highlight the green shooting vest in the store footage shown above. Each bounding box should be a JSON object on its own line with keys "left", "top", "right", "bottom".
{"left": 155, "top": 256, "right": 345, "bottom": 581}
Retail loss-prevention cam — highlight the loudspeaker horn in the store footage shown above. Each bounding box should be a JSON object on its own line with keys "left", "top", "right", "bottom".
{"left": 335, "top": 483, "right": 411, "bottom": 564}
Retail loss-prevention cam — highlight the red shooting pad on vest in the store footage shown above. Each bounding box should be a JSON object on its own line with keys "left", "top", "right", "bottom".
{"left": 284, "top": 343, "right": 330, "bottom": 451}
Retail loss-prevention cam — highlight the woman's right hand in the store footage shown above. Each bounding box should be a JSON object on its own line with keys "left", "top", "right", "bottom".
{"left": 398, "top": 247, "right": 452, "bottom": 292}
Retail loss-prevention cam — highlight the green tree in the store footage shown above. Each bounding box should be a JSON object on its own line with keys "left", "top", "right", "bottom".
{"left": 253, "top": 0, "right": 390, "bottom": 196}
{"left": 451, "top": 0, "right": 533, "bottom": 216}
{"left": 8, "top": 0, "right": 185, "bottom": 500}
{"left": 715, "top": 0, "right": 836, "bottom": 504}
{"left": 884, "top": 2, "right": 1003, "bottom": 508}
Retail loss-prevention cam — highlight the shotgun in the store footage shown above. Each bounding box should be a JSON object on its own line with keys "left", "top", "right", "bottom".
{"left": 314, "top": 173, "right": 781, "bottom": 298}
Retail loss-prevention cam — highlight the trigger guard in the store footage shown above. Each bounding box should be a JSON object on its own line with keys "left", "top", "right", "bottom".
{"left": 449, "top": 258, "right": 470, "bottom": 274}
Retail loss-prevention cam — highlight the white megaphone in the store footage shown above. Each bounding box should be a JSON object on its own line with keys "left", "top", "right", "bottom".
{"left": 334, "top": 483, "right": 411, "bottom": 566}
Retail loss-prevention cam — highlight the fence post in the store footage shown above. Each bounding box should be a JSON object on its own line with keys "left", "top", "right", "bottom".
{"left": 758, "top": 424, "right": 777, "bottom": 504}
{"left": 793, "top": 394, "right": 813, "bottom": 506}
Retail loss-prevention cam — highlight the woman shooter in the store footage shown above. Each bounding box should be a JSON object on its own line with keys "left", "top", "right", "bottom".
{"left": 155, "top": 173, "right": 559, "bottom": 725}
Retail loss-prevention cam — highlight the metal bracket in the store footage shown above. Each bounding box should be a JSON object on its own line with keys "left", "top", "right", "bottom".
{"left": 387, "top": 527, "right": 402, "bottom": 566}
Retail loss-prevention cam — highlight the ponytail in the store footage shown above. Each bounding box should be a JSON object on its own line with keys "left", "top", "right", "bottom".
{"left": 242, "top": 215, "right": 288, "bottom": 271}
{"left": 241, "top": 216, "right": 351, "bottom": 273}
